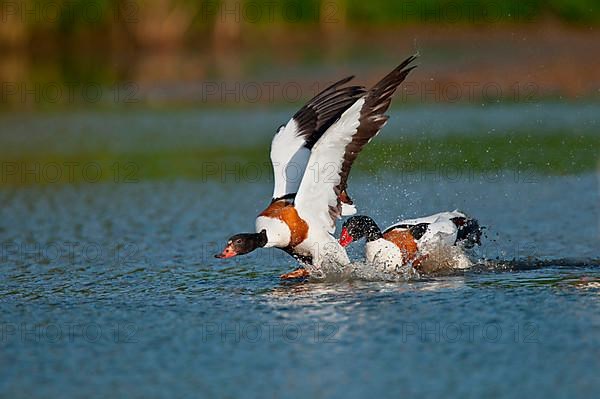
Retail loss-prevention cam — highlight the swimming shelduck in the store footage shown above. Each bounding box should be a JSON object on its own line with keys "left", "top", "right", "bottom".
{"left": 339, "top": 211, "right": 482, "bottom": 275}
{"left": 215, "top": 55, "right": 418, "bottom": 279}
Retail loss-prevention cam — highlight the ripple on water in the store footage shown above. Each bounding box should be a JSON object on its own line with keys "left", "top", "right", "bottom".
{"left": 1, "top": 176, "right": 599, "bottom": 398}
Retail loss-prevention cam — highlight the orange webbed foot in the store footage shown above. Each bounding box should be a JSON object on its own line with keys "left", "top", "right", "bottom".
{"left": 279, "top": 268, "right": 310, "bottom": 280}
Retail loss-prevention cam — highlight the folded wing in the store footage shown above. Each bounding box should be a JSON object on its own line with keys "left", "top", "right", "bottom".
{"left": 384, "top": 210, "right": 482, "bottom": 248}
{"left": 294, "top": 55, "right": 418, "bottom": 233}
{"left": 383, "top": 210, "right": 467, "bottom": 232}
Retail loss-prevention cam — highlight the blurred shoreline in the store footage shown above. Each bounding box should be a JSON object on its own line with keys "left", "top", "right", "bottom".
{"left": 1, "top": 18, "right": 600, "bottom": 109}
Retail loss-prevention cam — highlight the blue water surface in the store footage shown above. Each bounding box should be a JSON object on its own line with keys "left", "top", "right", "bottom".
{"left": 1, "top": 170, "right": 599, "bottom": 398}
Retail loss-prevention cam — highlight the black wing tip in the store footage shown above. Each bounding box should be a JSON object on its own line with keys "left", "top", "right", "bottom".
{"left": 397, "top": 54, "right": 420, "bottom": 70}
{"left": 316, "top": 75, "right": 356, "bottom": 98}
{"left": 371, "top": 55, "right": 418, "bottom": 92}
{"left": 335, "top": 75, "right": 355, "bottom": 87}
{"left": 335, "top": 54, "right": 418, "bottom": 193}
{"left": 325, "top": 55, "right": 419, "bottom": 97}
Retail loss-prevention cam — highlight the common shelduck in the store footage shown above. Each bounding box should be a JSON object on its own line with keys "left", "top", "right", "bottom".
{"left": 215, "top": 55, "right": 418, "bottom": 279}
{"left": 339, "top": 211, "right": 482, "bottom": 274}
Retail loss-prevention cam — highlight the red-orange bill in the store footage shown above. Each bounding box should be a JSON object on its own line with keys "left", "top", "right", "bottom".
{"left": 215, "top": 244, "right": 237, "bottom": 259}
{"left": 339, "top": 227, "right": 353, "bottom": 247}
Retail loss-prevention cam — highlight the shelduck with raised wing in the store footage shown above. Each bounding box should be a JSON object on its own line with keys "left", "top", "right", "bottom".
{"left": 215, "top": 55, "right": 418, "bottom": 278}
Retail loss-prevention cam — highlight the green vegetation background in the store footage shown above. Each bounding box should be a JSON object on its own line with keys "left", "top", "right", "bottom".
{"left": 6, "top": 0, "right": 600, "bottom": 35}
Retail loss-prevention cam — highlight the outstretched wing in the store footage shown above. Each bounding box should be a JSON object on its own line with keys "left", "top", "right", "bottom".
{"left": 270, "top": 77, "right": 366, "bottom": 200}
{"left": 294, "top": 56, "right": 418, "bottom": 233}
{"left": 336, "top": 55, "right": 418, "bottom": 204}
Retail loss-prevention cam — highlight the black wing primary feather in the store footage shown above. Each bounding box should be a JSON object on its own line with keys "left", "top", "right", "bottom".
{"left": 292, "top": 76, "right": 367, "bottom": 149}
{"left": 335, "top": 55, "right": 418, "bottom": 204}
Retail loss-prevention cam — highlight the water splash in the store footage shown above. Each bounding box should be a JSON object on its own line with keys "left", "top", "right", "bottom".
{"left": 306, "top": 245, "right": 474, "bottom": 283}
{"left": 304, "top": 249, "right": 600, "bottom": 283}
